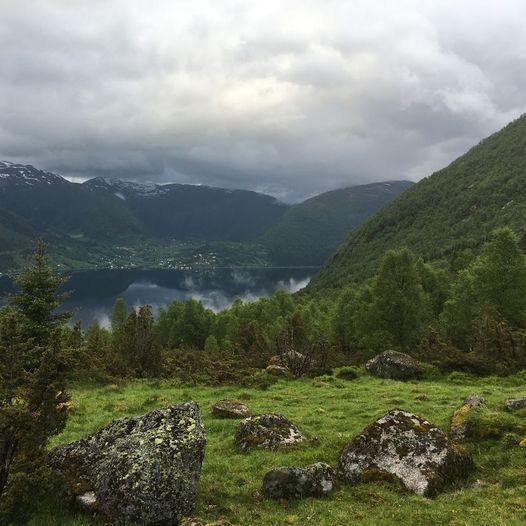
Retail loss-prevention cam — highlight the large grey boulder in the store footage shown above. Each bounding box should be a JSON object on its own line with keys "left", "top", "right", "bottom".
{"left": 235, "top": 413, "right": 305, "bottom": 451}
{"left": 212, "top": 399, "right": 251, "bottom": 419}
{"left": 366, "top": 350, "right": 422, "bottom": 381}
{"left": 505, "top": 395, "right": 526, "bottom": 411}
{"left": 49, "top": 402, "right": 206, "bottom": 526}
{"left": 337, "top": 410, "right": 472, "bottom": 496}
{"left": 262, "top": 462, "right": 335, "bottom": 499}
{"left": 450, "top": 394, "right": 485, "bottom": 441}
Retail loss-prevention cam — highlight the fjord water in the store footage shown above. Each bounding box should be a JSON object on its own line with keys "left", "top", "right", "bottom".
{"left": 0, "top": 267, "right": 316, "bottom": 327}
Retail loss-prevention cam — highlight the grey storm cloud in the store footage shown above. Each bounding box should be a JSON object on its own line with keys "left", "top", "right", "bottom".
{"left": 1, "top": 0, "right": 526, "bottom": 201}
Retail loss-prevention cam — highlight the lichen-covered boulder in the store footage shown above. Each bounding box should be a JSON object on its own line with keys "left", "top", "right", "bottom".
{"left": 212, "top": 399, "right": 251, "bottom": 419}
{"left": 505, "top": 395, "right": 526, "bottom": 411}
{"left": 49, "top": 402, "right": 206, "bottom": 526}
{"left": 366, "top": 350, "right": 422, "bottom": 381}
{"left": 262, "top": 462, "right": 335, "bottom": 499}
{"left": 235, "top": 413, "right": 305, "bottom": 451}
{"left": 337, "top": 409, "right": 472, "bottom": 496}
{"left": 450, "top": 394, "right": 485, "bottom": 441}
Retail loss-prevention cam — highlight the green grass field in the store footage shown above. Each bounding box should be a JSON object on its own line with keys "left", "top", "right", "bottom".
{"left": 33, "top": 371, "right": 526, "bottom": 525}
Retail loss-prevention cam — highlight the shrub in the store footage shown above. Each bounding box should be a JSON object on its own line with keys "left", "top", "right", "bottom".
{"left": 336, "top": 366, "right": 361, "bottom": 381}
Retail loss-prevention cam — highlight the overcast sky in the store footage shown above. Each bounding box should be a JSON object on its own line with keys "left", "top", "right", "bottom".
{"left": 1, "top": 0, "right": 525, "bottom": 201}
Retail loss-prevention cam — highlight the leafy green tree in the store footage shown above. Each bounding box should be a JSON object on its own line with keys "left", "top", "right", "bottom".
{"left": 156, "top": 301, "right": 184, "bottom": 348}
{"left": 0, "top": 243, "right": 70, "bottom": 523}
{"left": 110, "top": 297, "right": 129, "bottom": 352}
{"left": 471, "top": 228, "right": 526, "bottom": 325}
{"left": 332, "top": 284, "right": 359, "bottom": 351}
{"left": 442, "top": 228, "right": 526, "bottom": 347}
{"left": 204, "top": 334, "right": 220, "bottom": 353}
{"left": 111, "top": 297, "right": 129, "bottom": 335}
{"left": 122, "top": 306, "right": 161, "bottom": 376}
{"left": 175, "top": 300, "right": 212, "bottom": 349}
{"left": 362, "top": 249, "right": 428, "bottom": 351}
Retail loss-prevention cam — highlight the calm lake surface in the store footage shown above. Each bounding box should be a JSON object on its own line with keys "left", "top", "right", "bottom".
{"left": 0, "top": 267, "right": 316, "bottom": 327}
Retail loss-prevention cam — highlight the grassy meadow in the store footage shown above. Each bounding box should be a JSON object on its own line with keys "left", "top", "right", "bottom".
{"left": 33, "top": 370, "right": 526, "bottom": 526}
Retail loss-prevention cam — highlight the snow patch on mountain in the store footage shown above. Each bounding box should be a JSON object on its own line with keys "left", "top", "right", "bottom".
{"left": 0, "top": 161, "right": 67, "bottom": 186}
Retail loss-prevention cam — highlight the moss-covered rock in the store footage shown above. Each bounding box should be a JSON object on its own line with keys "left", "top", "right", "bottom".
{"left": 266, "top": 365, "right": 289, "bottom": 376}
{"left": 49, "top": 402, "right": 206, "bottom": 525}
{"left": 211, "top": 399, "right": 251, "bottom": 419}
{"left": 262, "top": 462, "right": 335, "bottom": 499}
{"left": 505, "top": 395, "right": 526, "bottom": 411}
{"left": 235, "top": 413, "right": 305, "bottom": 451}
{"left": 337, "top": 409, "right": 473, "bottom": 497}
{"left": 366, "top": 351, "right": 423, "bottom": 381}
{"left": 450, "top": 394, "right": 485, "bottom": 441}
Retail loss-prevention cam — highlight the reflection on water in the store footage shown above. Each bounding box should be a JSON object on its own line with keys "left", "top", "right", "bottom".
{"left": 0, "top": 268, "right": 316, "bottom": 328}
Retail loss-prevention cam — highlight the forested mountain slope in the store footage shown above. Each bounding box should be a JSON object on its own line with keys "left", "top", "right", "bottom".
{"left": 307, "top": 114, "right": 526, "bottom": 293}
{"left": 259, "top": 181, "right": 413, "bottom": 266}
{"left": 84, "top": 178, "right": 289, "bottom": 241}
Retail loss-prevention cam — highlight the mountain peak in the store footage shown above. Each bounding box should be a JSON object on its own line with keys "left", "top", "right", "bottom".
{"left": 0, "top": 161, "right": 67, "bottom": 187}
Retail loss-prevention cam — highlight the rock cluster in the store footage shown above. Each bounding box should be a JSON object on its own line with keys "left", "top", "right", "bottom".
{"left": 235, "top": 413, "right": 305, "bottom": 451}
{"left": 262, "top": 462, "right": 335, "bottom": 499}
{"left": 337, "top": 409, "right": 472, "bottom": 496}
{"left": 211, "top": 399, "right": 251, "bottom": 419}
{"left": 49, "top": 402, "right": 206, "bottom": 526}
{"left": 366, "top": 350, "right": 423, "bottom": 381}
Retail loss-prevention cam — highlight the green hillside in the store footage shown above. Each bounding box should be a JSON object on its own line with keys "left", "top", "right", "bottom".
{"left": 307, "top": 114, "right": 526, "bottom": 293}
{"left": 0, "top": 208, "right": 36, "bottom": 269}
{"left": 259, "top": 181, "right": 413, "bottom": 266}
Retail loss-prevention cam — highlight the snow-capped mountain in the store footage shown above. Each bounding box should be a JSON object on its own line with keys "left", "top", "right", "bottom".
{"left": 0, "top": 161, "right": 289, "bottom": 243}
{"left": 84, "top": 176, "right": 171, "bottom": 199}
{"left": 0, "top": 161, "right": 68, "bottom": 188}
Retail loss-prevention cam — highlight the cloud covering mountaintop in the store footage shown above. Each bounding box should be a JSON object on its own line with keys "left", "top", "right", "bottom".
{"left": 1, "top": 0, "right": 525, "bottom": 201}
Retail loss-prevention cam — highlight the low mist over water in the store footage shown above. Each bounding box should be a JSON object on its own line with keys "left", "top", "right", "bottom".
{"left": 19, "top": 267, "right": 315, "bottom": 327}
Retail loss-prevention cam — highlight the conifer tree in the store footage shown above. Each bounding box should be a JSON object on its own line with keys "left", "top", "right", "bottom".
{"left": 0, "top": 242, "right": 70, "bottom": 523}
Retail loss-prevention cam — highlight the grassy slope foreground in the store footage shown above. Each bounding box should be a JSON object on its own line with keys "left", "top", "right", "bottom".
{"left": 259, "top": 181, "right": 413, "bottom": 267}
{"left": 35, "top": 373, "right": 526, "bottom": 526}
{"left": 308, "top": 114, "right": 526, "bottom": 292}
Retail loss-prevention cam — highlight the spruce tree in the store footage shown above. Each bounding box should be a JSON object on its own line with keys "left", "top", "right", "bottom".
{"left": 0, "top": 242, "right": 70, "bottom": 523}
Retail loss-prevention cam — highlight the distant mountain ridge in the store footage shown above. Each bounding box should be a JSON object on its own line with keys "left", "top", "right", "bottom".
{"left": 307, "top": 114, "right": 526, "bottom": 294}
{"left": 83, "top": 177, "right": 288, "bottom": 241}
{"left": 0, "top": 161, "right": 142, "bottom": 240}
{"left": 0, "top": 160, "right": 413, "bottom": 272}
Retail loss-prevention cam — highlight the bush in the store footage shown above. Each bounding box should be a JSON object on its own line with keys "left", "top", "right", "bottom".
{"left": 464, "top": 409, "right": 525, "bottom": 440}
{"left": 335, "top": 366, "right": 361, "bottom": 381}
{"left": 162, "top": 348, "right": 262, "bottom": 386}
